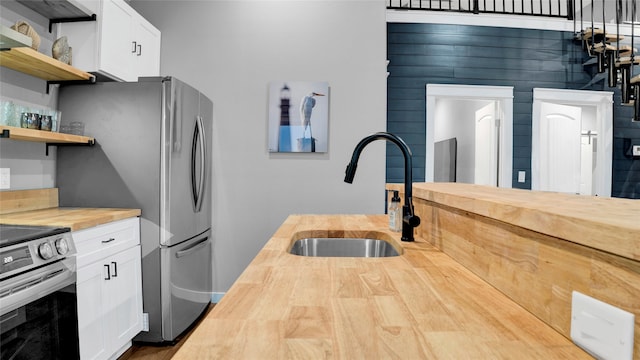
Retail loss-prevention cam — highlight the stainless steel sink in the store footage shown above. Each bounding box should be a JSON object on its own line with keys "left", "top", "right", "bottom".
{"left": 289, "top": 237, "right": 400, "bottom": 257}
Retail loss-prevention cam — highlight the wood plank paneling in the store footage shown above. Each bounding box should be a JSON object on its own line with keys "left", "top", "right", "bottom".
{"left": 387, "top": 23, "right": 640, "bottom": 198}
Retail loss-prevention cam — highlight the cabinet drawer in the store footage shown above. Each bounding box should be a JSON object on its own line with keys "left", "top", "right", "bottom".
{"left": 73, "top": 217, "right": 140, "bottom": 268}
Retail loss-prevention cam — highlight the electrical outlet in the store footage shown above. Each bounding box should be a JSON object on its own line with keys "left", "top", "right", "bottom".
{"left": 518, "top": 171, "right": 526, "bottom": 183}
{"left": 633, "top": 145, "right": 640, "bottom": 156}
{"left": 0, "top": 168, "right": 9, "bottom": 190}
{"left": 571, "top": 291, "right": 635, "bottom": 360}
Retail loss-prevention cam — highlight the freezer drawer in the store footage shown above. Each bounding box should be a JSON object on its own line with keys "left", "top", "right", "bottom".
{"left": 160, "top": 230, "right": 212, "bottom": 340}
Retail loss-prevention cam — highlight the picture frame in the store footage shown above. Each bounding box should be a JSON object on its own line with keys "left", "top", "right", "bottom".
{"left": 268, "top": 81, "right": 329, "bottom": 153}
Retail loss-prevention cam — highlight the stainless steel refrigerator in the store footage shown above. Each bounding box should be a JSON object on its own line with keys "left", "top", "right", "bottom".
{"left": 56, "top": 77, "right": 213, "bottom": 343}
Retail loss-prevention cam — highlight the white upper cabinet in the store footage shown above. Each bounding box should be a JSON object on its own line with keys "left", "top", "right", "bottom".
{"left": 100, "top": 0, "right": 135, "bottom": 80}
{"left": 59, "top": 0, "right": 160, "bottom": 82}
{"left": 132, "top": 13, "right": 161, "bottom": 77}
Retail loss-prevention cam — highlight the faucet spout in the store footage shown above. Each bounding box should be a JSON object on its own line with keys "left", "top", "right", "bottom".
{"left": 344, "top": 132, "right": 421, "bottom": 242}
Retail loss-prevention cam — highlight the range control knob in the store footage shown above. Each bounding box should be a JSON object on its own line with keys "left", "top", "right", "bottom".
{"left": 38, "top": 242, "right": 54, "bottom": 260}
{"left": 55, "top": 238, "right": 69, "bottom": 255}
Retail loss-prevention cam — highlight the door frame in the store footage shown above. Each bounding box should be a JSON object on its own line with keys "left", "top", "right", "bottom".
{"left": 531, "top": 88, "right": 613, "bottom": 197}
{"left": 426, "top": 84, "right": 514, "bottom": 187}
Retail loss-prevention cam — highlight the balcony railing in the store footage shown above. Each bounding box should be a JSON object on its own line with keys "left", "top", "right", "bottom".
{"left": 387, "top": 0, "right": 573, "bottom": 19}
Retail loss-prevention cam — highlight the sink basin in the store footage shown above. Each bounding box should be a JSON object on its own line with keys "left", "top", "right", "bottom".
{"left": 289, "top": 237, "right": 400, "bottom": 257}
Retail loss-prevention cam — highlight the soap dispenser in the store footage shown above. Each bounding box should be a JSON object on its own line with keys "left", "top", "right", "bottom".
{"left": 388, "top": 190, "right": 401, "bottom": 232}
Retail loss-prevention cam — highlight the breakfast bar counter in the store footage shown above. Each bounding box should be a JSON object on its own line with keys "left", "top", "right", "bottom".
{"left": 172, "top": 213, "right": 593, "bottom": 359}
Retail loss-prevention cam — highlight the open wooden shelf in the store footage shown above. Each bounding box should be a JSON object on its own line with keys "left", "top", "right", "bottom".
{"left": 0, "top": 125, "right": 94, "bottom": 145}
{"left": 0, "top": 47, "right": 94, "bottom": 82}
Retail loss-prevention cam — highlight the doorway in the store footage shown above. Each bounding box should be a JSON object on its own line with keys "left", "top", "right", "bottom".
{"left": 531, "top": 88, "right": 613, "bottom": 197}
{"left": 426, "top": 84, "right": 513, "bottom": 187}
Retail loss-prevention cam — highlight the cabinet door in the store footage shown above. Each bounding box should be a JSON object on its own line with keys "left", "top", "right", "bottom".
{"left": 77, "top": 261, "right": 110, "bottom": 360}
{"left": 99, "top": 0, "right": 136, "bottom": 81}
{"left": 133, "top": 15, "right": 161, "bottom": 77}
{"left": 108, "top": 245, "right": 144, "bottom": 352}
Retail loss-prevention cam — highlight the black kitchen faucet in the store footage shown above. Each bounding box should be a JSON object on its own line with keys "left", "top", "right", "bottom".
{"left": 344, "top": 132, "right": 421, "bottom": 242}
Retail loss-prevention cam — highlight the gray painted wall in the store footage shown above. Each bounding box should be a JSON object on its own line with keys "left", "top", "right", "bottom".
{"left": 130, "top": 0, "right": 388, "bottom": 292}
{"left": 0, "top": 0, "right": 60, "bottom": 190}
{"left": 1, "top": 0, "right": 387, "bottom": 294}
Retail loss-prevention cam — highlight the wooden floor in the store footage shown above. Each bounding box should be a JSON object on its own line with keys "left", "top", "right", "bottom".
{"left": 118, "top": 305, "right": 213, "bottom": 360}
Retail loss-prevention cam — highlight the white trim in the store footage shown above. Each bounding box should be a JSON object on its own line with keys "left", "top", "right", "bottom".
{"left": 388, "top": 10, "right": 574, "bottom": 31}
{"left": 426, "top": 84, "right": 513, "bottom": 188}
{"left": 531, "top": 88, "right": 613, "bottom": 197}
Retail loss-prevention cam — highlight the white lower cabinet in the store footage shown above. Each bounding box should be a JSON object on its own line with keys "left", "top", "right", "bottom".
{"left": 74, "top": 217, "right": 143, "bottom": 360}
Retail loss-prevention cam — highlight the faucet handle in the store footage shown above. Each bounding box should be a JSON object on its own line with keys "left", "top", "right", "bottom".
{"left": 402, "top": 204, "right": 420, "bottom": 227}
{"left": 404, "top": 214, "right": 421, "bottom": 228}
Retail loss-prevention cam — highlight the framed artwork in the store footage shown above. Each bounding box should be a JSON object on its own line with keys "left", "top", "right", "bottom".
{"left": 268, "top": 81, "right": 329, "bottom": 153}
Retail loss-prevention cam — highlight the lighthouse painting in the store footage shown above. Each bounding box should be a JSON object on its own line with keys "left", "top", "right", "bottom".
{"left": 268, "top": 81, "right": 329, "bottom": 153}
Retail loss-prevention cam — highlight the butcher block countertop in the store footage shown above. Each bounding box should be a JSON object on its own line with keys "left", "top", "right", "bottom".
{"left": 172, "top": 214, "right": 591, "bottom": 359}
{"left": 0, "top": 207, "right": 141, "bottom": 231}
{"left": 410, "top": 183, "right": 640, "bottom": 262}
{"left": 0, "top": 188, "right": 140, "bottom": 231}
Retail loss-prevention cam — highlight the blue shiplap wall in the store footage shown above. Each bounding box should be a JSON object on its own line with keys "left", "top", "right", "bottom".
{"left": 612, "top": 96, "right": 640, "bottom": 198}
{"left": 387, "top": 22, "right": 640, "bottom": 198}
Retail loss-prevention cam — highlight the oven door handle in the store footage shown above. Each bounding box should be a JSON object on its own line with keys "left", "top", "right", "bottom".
{"left": 0, "top": 259, "right": 76, "bottom": 316}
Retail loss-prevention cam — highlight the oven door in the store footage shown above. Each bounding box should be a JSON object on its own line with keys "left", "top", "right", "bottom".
{"left": 0, "top": 257, "right": 79, "bottom": 360}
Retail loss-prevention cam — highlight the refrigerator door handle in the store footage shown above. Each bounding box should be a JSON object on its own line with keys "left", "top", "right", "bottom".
{"left": 191, "top": 116, "right": 206, "bottom": 212}
{"left": 175, "top": 237, "right": 209, "bottom": 258}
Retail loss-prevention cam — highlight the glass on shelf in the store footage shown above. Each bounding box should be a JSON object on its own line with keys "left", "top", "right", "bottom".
{"left": 20, "top": 112, "right": 40, "bottom": 129}
{"left": 0, "top": 100, "right": 20, "bottom": 127}
{"left": 1, "top": 100, "right": 64, "bottom": 132}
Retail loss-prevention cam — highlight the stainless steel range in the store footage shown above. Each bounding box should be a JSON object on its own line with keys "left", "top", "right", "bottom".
{"left": 0, "top": 224, "right": 80, "bottom": 360}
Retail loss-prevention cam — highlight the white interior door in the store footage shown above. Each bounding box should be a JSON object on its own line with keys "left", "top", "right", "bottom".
{"left": 474, "top": 101, "right": 497, "bottom": 186}
{"left": 538, "top": 102, "right": 582, "bottom": 194}
{"left": 531, "top": 88, "right": 612, "bottom": 197}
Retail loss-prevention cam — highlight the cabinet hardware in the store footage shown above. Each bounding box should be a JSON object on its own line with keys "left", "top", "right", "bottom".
{"left": 111, "top": 261, "right": 118, "bottom": 277}
{"left": 132, "top": 41, "right": 137, "bottom": 53}
{"left": 137, "top": 44, "right": 142, "bottom": 56}
{"left": 176, "top": 237, "right": 209, "bottom": 258}
{"left": 104, "top": 264, "right": 111, "bottom": 280}
{"left": 101, "top": 238, "right": 116, "bottom": 244}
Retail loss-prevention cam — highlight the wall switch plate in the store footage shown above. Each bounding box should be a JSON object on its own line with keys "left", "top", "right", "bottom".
{"left": 633, "top": 145, "right": 640, "bottom": 156}
{"left": 0, "top": 168, "right": 9, "bottom": 190}
{"left": 518, "top": 171, "right": 526, "bottom": 183}
{"left": 571, "top": 291, "right": 635, "bottom": 360}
